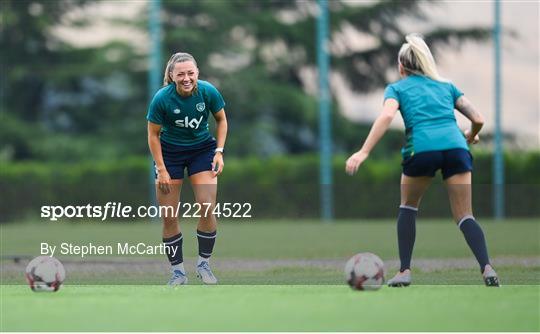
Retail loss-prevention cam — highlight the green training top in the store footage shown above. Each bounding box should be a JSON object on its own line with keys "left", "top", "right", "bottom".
{"left": 384, "top": 75, "right": 468, "bottom": 159}
{"left": 147, "top": 80, "right": 225, "bottom": 146}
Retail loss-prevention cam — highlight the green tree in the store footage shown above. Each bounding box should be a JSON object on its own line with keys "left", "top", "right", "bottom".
{"left": 1, "top": 0, "right": 148, "bottom": 161}
{"left": 1, "top": 0, "right": 491, "bottom": 161}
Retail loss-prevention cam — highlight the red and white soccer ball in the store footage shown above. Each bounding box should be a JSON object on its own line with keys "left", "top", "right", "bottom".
{"left": 345, "top": 252, "right": 385, "bottom": 291}
{"left": 25, "top": 256, "right": 65, "bottom": 292}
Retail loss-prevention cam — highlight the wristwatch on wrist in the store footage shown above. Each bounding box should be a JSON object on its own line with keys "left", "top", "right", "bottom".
{"left": 215, "top": 147, "right": 224, "bottom": 154}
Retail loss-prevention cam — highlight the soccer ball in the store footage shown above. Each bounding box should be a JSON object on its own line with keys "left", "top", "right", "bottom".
{"left": 25, "top": 256, "right": 65, "bottom": 292}
{"left": 344, "top": 252, "right": 385, "bottom": 291}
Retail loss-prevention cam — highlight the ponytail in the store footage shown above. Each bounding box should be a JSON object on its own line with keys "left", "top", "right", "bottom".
{"left": 398, "top": 33, "right": 446, "bottom": 82}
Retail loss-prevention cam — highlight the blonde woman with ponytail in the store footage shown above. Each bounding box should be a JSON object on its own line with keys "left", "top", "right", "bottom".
{"left": 147, "top": 52, "right": 228, "bottom": 285}
{"left": 346, "top": 34, "right": 499, "bottom": 287}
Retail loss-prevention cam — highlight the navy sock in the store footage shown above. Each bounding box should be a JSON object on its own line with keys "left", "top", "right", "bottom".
{"left": 197, "top": 230, "right": 217, "bottom": 259}
{"left": 163, "top": 233, "right": 183, "bottom": 266}
{"left": 459, "top": 216, "right": 490, "bottom": 272}
{"left": 397, "top": 206, "right": 417, "bottom": 272}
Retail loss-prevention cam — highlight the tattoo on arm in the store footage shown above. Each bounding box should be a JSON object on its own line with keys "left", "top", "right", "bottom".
{"left": 455, "top": 97, "right": 482, "bottom": 124}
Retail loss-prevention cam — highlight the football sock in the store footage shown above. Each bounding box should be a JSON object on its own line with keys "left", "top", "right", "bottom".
{"left": 197, "top": 230, "right": 216, "bottom": 261}
{"left": 458, "top": 216, "right": 490, "bottom": 272}
{"left": 163, "top": 233, "right": 183, "bottom": 267}
{"left": 397, "top": 205, "right": 417, "bottom": 272}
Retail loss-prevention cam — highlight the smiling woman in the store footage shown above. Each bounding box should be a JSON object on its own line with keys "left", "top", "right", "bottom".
{"left": 146, "top": 52, "right": 228, "bottom": 286}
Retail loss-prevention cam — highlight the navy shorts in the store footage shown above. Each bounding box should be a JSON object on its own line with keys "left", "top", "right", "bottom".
{"left": 402, "top": 148, "right": 473, "bottom": 180}
{"left": 157, "top": 138, "right": 217, "bottom": 179}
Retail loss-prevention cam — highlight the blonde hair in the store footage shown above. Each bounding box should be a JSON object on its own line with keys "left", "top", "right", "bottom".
{"left": 398, "top": 33, "right": 445, "bottom": 82}
{"left": 163, "top": 52, "right": 198, "bottom": 86}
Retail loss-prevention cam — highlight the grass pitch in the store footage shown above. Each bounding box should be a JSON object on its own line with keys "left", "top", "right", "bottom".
{"left": 1, "top": 219, "right": 539, "bottom": 331}
{"left": 1, "top": 285, "right": 539, "bottom": 331}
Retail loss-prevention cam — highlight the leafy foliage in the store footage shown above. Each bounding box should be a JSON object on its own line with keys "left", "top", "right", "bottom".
{"left": 1, "top": 0, "right": 491, "bottom": 161}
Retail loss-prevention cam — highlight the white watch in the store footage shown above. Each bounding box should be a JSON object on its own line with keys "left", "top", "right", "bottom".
{"left": 215, "top": 147, "right": 224, "bottom": 153}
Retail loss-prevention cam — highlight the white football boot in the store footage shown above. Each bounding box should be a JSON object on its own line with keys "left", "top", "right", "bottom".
{"left": 196, "top": 261, "right": 218, "bottom": 285}
{"left": 167, "top": 269, "right": 188, "bottom": 286}
{"left": 483, "top": 264, "right": 500, "bottom": 287}
{"left": 387, "top": 269, "right": 411, "bottom": 287}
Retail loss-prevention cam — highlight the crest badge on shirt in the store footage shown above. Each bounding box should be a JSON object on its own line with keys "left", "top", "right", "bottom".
{"left": 196, "top": 102, "right": 206, "bottom": 112}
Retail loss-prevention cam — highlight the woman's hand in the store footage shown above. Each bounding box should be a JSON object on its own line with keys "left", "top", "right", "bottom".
{"left": 345, "top": 99, "right": 397, "bottom": 176}
{"left": 157, "top": 169, "right": 172, "bottom": 194}
{"left": 464, "top": 129, "right": 480, "bottom": 144}
{"left": 345, "top": 150, "right": 369, "bottom": 175}
{"left": 212, "top": 152, "right": 224, "bottom": 177}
